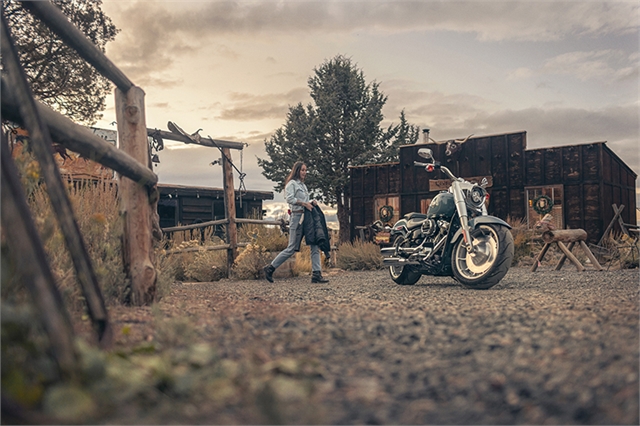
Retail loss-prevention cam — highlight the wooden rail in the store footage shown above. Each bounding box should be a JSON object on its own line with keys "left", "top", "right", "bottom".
{"left": 1, "top": 78, "right": 157, "bottom": 189}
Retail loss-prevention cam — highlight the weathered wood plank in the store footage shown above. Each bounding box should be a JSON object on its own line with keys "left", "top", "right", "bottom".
{"left": 1, "top": 18, "right": 112, "bottom": 345}
{"left": 541, "top": 229, "right": 588, "bottom": 244}
{"left": 1, "top": 135, "right": 78, "bottom": 378}
{"left": 116, "top": 86, "right": 157, "bottom": 305}
{"left": 1, "top": 77, "right": 157, "bottom": 189}
{"left": 148, "top": 129, "right": 245, "bottom": 150}
{"left": 222, "top": 147, "right": 238, "bottom": 271}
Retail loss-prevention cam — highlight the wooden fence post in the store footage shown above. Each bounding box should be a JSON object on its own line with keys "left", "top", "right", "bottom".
{"left": 1, "top": 135, "right": 78, "bottom": 378}
{"left": 115, "top": 86, "right": 157, "bottom": 305}
{"left": 222, "top": 147, "right": 238, "bottom": 272}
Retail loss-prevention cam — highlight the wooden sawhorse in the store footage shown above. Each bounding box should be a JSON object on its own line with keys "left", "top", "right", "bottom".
{"left": 531, "top": 228, "right": 603, "bottom": 272}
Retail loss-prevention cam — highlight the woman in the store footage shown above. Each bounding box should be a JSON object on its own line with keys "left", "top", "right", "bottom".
{"left": 263, "top": 161, "right": 329, "bottom": 284}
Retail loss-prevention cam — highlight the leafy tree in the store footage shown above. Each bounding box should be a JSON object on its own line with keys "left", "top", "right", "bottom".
{"left": 2, "top": 0, "right": 118, "bottom": 125}
{"left": 258, "top": 55, "right": 419, "bottom": 242}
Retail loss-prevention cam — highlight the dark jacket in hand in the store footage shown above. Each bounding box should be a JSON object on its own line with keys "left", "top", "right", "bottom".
{"left": 293, "top": 205, "right": 331, "bottom": 257}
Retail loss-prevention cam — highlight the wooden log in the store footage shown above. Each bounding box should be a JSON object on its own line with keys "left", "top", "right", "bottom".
{"left": 165, "top": 242, "right": 249, "bottom": 255}
{"left": 1, "top": 18, "right": 112, "bottom": 346}
{"left": 541, "top": 229, "right": 587, "bottom": 244}
{"left": 162, "top": 218, "right": 229, "bottom": 233}
{"left": 1, "top": 135, "right": 78, "bottom": 378}
{"left": 116, "top": 86, "right": 157, "bottom": 305}
{"left": 1, "top": 77, "right": 157, "bottom": 190}
{"left": 222, "top": 147, "right": 238, "bottom": 272}
{"left": 147, "top": 129, "right": 245, "bottom": 150}
{"left": 555, "top": 241, "right": 576, "bottom": 270}
{"left": 598, "top": 204, "right": 625, "bottom": 246}
{"left": 530, "top": 242, "right": 551, "bottom": 272}
{"left": 20, "top": 1, "right": 134, "bottom": 92}
{"left": 555, "top": 241, "right": 585, "bottom": 272}
{"left": 579, "top": 240, "right": 603, "bottom": 271}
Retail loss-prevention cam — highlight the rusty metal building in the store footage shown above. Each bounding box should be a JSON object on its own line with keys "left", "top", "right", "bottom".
{"left": 348, "top": 131, "right": 637, "bottom": 243}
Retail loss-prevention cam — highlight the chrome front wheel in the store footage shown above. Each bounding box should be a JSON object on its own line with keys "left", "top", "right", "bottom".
{"left": 452, "top": 224, "right": 514, "bottom": 289}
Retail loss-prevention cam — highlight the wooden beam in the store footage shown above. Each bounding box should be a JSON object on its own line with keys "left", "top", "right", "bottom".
{"left": 1, "top": 15, "right": 112, "bottom": 346}
{"left": 222, "top": 147, "right": 238, "bottom": 272}
{"left": 1, "top": 135, "right": 78, "bottom": 378}
{"left": 148, "top": 128, "right": 245, "bottom": 150}
{"left": 116, "top": 86, "right": 157, "bottom": 305}
{"left": 1, "top": 77, "right": 158, "bottom": 190}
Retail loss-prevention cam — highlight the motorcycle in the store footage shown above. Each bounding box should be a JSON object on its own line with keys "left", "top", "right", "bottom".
{"left": 380, "top": 147, "right": 514, "bottom": 289}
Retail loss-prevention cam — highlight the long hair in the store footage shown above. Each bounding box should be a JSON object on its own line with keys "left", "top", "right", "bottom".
{"left": 285, "top": 161, "right": 306, "bottom": 185}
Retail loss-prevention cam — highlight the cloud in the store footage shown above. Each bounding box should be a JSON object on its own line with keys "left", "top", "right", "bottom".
{"left": 217, "top": 87, "right": 310, "bottom": 121}
{"left": 139, "top": 1, "right": 638, "bottom": 41}
{"left": 105, "top": 1, "right": 639, "bottom": 84}
{"left": 510, "top": 49, "right": 640, "bottom": 82}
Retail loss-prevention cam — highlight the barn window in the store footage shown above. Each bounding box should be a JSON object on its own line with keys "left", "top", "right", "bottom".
{"left": 374, "top": 195, "right": 400, "bottom": 224}
{"left": 525, "top": 185, "right": 564, "bottom": 229}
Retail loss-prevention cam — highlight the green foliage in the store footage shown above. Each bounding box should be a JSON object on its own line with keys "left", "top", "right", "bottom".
{"left": 258, "top": 55, "right": 419, "bottom": 240}
{"left": 336, "top": 240, "right": 383, "bottom": 271}
{"left": 3, "top": 0, "right": 118, "bottom": 125}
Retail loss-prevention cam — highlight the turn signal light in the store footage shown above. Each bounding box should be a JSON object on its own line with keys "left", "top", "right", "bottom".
{"left": 426, "top": 164, "right": 435, "bottom": 172}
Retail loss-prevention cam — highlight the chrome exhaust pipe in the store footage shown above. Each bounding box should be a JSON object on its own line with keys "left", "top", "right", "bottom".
{"left": 382, "top": 257, "right": 420, "bottom": 267}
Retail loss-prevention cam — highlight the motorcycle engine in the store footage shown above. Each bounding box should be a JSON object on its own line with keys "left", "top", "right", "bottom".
{"left": 421, "top": 218, "right": 438, "bottom": 237}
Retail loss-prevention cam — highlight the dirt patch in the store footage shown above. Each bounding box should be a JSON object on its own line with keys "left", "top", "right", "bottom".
{"left": 61, "top": 267, "right": 640, "bottom": 424}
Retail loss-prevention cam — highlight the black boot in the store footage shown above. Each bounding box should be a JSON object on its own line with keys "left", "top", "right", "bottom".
{"left": 263, "top": 265, "right": 275, "bottom": 283}
{"left": 311, "top": 271, "right": 329, "bottom": 283}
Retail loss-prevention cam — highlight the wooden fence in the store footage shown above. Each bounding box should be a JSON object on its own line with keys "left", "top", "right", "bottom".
{"left": 0, "top": 1, "right": 248, "bottom": 377}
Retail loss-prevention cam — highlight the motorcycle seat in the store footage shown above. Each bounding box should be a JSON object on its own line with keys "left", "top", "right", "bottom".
{"left": 403, "top": 212, "right": 427, "bottom": 221}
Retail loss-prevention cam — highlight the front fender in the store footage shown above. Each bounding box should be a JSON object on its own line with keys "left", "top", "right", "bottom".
{"left": 451, "top": 216, "right": 512, "bottom": 245}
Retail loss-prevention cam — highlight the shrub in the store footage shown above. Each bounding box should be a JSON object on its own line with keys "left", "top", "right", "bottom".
{"left": 231, "top": 243, "right": 271, "bottom": 280}
{"left": 504, "top": 216, "right": 538, "bottom": 266}
{"left": 238, "top": 215, "right": 288, "bottom": 252}
{"left": 336, "top": 240, "right": 383, "bottom": 270}
{"left": 28, "top": 180, "right": 126, "bottom": 309}
{"left": 183, "top": 249, "right": 227, "bottom": 282}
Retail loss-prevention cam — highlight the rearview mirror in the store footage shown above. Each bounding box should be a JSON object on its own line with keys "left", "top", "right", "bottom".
{"left": 418, "top": 148, "right": 433, "bottom": 160}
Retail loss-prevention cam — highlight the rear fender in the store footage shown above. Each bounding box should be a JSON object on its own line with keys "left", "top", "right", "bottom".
{"left": 450, "top": 216, "right": 511, "bottom": 245}
{"left": 389, "top": 219, "right": 409, "bottom": 240}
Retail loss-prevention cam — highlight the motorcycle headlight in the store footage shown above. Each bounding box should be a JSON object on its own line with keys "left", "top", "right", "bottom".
{"left": 466, "top": 186, "right": 486, "bottom": 209}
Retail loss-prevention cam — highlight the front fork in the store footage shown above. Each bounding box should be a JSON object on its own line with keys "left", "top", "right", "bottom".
{"left": 451, "top": 180, "right": 475, "bottom": 254}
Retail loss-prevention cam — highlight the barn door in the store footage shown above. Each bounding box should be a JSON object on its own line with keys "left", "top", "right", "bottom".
{"left": 526, "top": 185, "right": 564, "bottom": 229}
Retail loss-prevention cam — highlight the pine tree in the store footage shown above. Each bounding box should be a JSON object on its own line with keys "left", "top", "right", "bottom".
{"left": 258, "top": 55, "right": 419, "bottom": 242}
{"left": 3, "top": 0, "right": 118, "bottom": 125}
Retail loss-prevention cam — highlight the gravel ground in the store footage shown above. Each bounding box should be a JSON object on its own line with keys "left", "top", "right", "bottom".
{"left": 92, "top": 265, "right": 639, "bottom": 425}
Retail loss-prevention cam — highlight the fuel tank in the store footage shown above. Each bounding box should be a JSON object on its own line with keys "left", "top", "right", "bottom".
{"left": 427, "top": 192, "right": 456, "bottom": 221}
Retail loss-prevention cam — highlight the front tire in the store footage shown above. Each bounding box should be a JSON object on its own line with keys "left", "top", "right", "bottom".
{"left": 389, "top": 236, "right": 421, "bottom": 285}
{"left": 451, "top": 224, "right": 514, "bottom": 289}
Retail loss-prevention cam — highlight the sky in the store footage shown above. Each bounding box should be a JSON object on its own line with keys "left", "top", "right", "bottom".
{"left": 95, "top": 0, "right": 640, "bottom": 221}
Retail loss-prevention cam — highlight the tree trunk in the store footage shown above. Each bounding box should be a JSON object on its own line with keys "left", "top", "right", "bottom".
{"left": 336, "top": 188, "right": 351, "bottom": 243}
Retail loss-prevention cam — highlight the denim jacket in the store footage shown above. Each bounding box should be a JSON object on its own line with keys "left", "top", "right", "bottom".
{"left": 285, "top": 179, "right": 309, "bottom": 213}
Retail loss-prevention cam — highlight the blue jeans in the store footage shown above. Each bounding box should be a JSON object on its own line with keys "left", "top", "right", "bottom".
{"left": 271, "top": 212, "right": 322, "bottom": 272}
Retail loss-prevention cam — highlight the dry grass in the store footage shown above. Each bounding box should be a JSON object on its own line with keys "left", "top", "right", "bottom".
{"left": 231, "top": 243, "right": 272, "bottom": 280}
{"left": 28, "top": 180, "right": 127, "bottom": 310}
{"left": 336, "top": 240, "right": 383, "bottom": 271}
{"left": 504, "top": 216, "right": 539, "bottom": 266}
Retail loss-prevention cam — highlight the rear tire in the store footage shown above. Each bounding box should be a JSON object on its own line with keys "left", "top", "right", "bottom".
{"left": 451, "top": 224, "right": 514, "bottom": 289}
{"left": 389, "top": 236, "right": 421, "bottom": 285}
